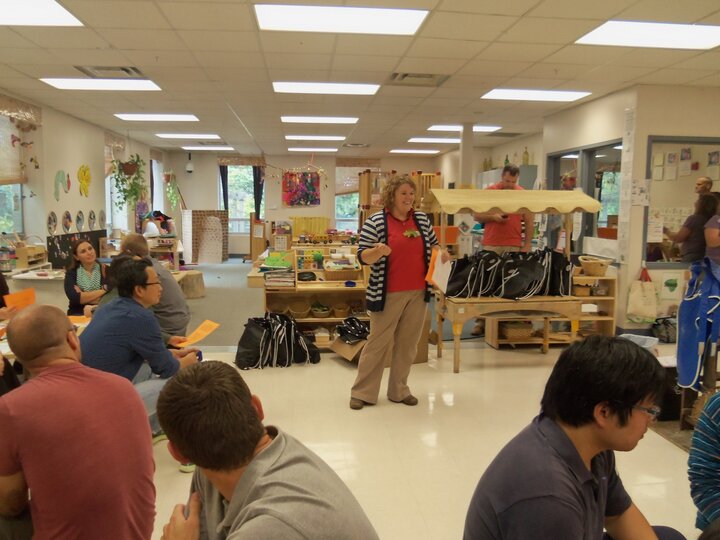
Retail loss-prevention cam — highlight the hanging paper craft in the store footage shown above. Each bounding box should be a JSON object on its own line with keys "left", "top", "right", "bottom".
{"left": 76, "top": 210, "right": 85, "bottom": 232}
{"left": 98, "top": 209, "right": 106, "bottom": 229}
{"left": 47, "top": 211, "right": 57, "bottom": 236}
{"left": 54, "top": 170, "right": 69, "bottom": 201}
{"left": 62, "top": 211, "right": 72, "bottom": 233}
{"left": 88, "top": 210, "right": 96, "bottom": 230}
{"left": 77, "top": 164, "right": 91, "bottom": 197}
{"left": 282, "top": 171, "right": 320, "bottom": 207}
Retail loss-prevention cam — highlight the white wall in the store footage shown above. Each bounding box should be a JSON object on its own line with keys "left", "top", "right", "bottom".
{"left": 490, "top": 133, "right": 544, "bottom": 180}
{"left": 435, "top": 147, "right": 491, "bottom": 187}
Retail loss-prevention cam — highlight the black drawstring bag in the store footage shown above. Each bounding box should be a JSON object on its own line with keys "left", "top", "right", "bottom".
{"left": 549, "top": 251, "right": 573, "bottom": 296}
{"left": 492, "top": 252, "right": 546, "bottom": 300}
{"left": 652, "top": 316, "right": 677, "bottom": 343}
{"left": 336, "top": 317, "right": 370, "bottom": 344}
{"left": 235, "top": 313, "right": 319, "bottom": 369}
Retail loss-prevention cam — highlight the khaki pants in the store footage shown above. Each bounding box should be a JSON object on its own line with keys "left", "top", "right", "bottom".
{"left": 483, "top": 245, "right": 520, "bottom": 255}
{"left": 351, "top": 290, "right": 426, "bottom": 404}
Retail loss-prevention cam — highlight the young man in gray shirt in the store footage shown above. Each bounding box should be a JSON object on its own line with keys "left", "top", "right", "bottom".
{"left": 157, "top": 361, "right": 378, "bottom": 540}
{"left": 463, "top": 336, "right": 686, "bottom": 540}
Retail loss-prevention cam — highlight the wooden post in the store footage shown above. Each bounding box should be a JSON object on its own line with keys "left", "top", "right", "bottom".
{"left": 440, "top": 211, "right": 447, "bottom": 249}
{"left": 563, "top": 213, "right": 573, "bottom": 258}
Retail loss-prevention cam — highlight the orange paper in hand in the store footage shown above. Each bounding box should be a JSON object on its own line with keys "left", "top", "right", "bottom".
{"left": 177, "top": 320, "right": 220, "bottom": 348}
{"left": 3, "top": 288, "right": 36, "bottom": 310}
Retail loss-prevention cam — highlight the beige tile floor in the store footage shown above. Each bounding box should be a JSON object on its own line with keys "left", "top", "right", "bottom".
{"left": 152, "top": 342, "right": 698, "bottom": 540}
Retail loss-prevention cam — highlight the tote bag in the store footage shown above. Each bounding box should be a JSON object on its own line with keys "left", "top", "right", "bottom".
{"left": 627, "top": 268, "right": 658, "bottom": 324}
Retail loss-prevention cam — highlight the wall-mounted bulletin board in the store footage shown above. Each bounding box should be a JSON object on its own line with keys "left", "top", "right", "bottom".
{"left": 47, "top": 230, "right": 106, "bottom": 269}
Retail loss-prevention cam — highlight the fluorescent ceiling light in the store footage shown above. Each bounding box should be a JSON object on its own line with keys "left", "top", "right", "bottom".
{"left": 390, "top": 149, "right": 440, "bottom": 155}
{"left": 115, "top": 114, "right": 199, "bottom": 122}
{"left": 428, "top": 125, "right": 502, "bottom": 133}
{"left": 281, "top": 116, "right": 358, "bottom": 124}
{"left": 156, "top": 133, "right": 220, "bottom": 139}
{"left": 255, "top": 4, "right": 428, "bottom": 35}
{"left": 288, "top": 147, "right": 338, "bottom": 153}
{"left": 0, "top": 0, "right": 83, "bottom": 26}
{"left": 181, "top": 146, "right": 234, "bottom": 151}
{"left": 41, "top": 78, "right": 160, "bottom": 91}
{"left": 408, "top": 137, "right": 461, "bottom": 144}
{"left": 273, "top": 82, "right": 379, "bottom": 95}
{"left": 576, "top": 20, "right": 720, "bottom": 50}
{"left": 595, "top": 154, "right": 607, "bottom": 158}
{"left": 285, "top": 135, "right": 346, "bottom": 141}
{"left": 482, "top": 89, "right": 591, "bottom": 102}
{"left": 614, "top": 145, "right": 623, "bottom": 150}
{"left": 561, "top": 154, "right": 579, "bottom": 159}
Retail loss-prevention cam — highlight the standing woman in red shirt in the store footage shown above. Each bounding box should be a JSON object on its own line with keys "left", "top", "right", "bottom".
{"left": 350, "top": 175, "right": 448, "bottom": 410}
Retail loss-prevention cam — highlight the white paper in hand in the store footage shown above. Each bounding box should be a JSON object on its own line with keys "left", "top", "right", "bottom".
{"left": 432, "top": 257, "right": 453, "bottom": 294}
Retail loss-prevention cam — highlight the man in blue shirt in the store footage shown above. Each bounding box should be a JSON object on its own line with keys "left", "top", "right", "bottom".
{"left": 80, "top": 258, "right": 198, "bottom": 434}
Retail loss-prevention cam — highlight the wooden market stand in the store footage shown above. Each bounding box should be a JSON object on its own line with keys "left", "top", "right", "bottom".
{"left": 422, "top": 189, "right": 603, "bottom": 373}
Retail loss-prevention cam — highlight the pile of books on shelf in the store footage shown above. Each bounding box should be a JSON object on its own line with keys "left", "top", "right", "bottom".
{"left": 264, "top": 269, "right": 295, "bottom": 288}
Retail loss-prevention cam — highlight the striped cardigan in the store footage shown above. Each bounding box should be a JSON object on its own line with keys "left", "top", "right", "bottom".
{"left": 357, "top": 209, "right": 437, "bottom": 312}
{"left": 689, "top": 391, "right": 720, "bottom": 530}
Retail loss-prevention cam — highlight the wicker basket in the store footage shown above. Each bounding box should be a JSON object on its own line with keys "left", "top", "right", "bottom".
{"left": 288, "top": 300, "right": 311, "bottom": 319}
{"left": 578, "top": 255, "right": 611, "bottom": 277}
{"left": 333, "top": 303, "right": 350, "bottom": 318}
{"left": 310, "top": 307, "right": 331, "bottom": 318}
{"left": 501, "top": 322, "right": 533, "bottom": 340}
{"left": 267, "top": 302, "right": 287, "bottom": 314}
{"left": 573, "top": 285, "right": 592, "bottom": 296}
{"left": 323, "top": 260, "right": 361, "bottom": 281}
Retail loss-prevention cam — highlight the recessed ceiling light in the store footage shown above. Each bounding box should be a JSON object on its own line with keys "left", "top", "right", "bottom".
{"left": 115, "top": 114, "right": 199, "bottom": 122}
{"left": 408, "top": 137, "right": 461, "bottom": 144}
{"left": 0, "top": 0, "right": 82, "bottom": 26}
{"left": 428, "top": 125, "right": 502, "bottom": 133}
{"left": 273, "top": 82, "right": 379, "bottom": 95}
{"left": 614, "top": 145, "right": 623, "bottom": 150}
{"left": 288, "top": 147, "right": 339, "bottom": 153}
{"left": 41, "top": 78, "right": 160, "bottom": 91}
{"left": 281, "top": 116, "right": 358, "bottom": 124}
{"left": 181, "top": 146, "right": 234, "bottom": 151}
{"left": 285, "top": 135, "right": 346, "bottom": 141}
{"left": 156, "top": 133, "right": 220, "bottom": 139}
{"left": 561, "top": 154, "right": 579, "bottom": 159}
{"left": 576, "top": 20, "right": 720, "bottom": 50}
{"left": 255, "top": 4, "right": 428, "bottom": 35}
{"left": 482, "top": 89, "right": 591, "bottom": 102}
{"left": 390, "top": 149, "right": 440, "bottom": 155}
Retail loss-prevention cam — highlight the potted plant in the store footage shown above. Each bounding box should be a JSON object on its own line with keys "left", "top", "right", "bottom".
{"left": 163, "top": 170, "right": 181, "bottom": 210}
{"left": 111, "top": 154, "right": 146, "bottom": 209}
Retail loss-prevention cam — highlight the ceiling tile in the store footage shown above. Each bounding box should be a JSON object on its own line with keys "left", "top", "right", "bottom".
{"left": 406, "top": 38, "right": 489, "bottom": 59}
{"left": 577, "top": 65, "right": 657, "bottom": 83}
{"left": 12, "top": 28, "right": 110, "bottom": 49}
{"left": 192, "top": 51, "right": 265, "bottom": 68}
{"left": 688, "top": 74, "right": 720, "bottom": 87}
{"left": 476, "top": 42, "right": 561, "bottom": 62}
{"left": 443, "top": 74, "right": 510, "bottom": 89}
{"left": 0, "top": 29, "right": 37, "bottom": 48}
{"left": 102, "top": 30, "right": 187, "bottom": 50}
{"left": 430, "top": 86, "right": 483, "bottom": 99}
{"left": 543, "top": 44, "right": 632, "bottom": 64}
{"left": 50, "top": 48, "right": 132, "bottom": 66}
{"left": 615, "top": 0, "right": 720, "bottom": 23}
{"left": 179, "top": 31, "right": 259, "bottom": 52}
{"left": 675, "top": 52, "right": 720, "bottom": 71}
{"left": 10, "top": 64, "right": 83, "bottom": 78}
{"left": 395, "top": 57, "right": 466, "bottom": 75}
{"left": 518, "top": 62, "right": 592, "bottom": 79}
{"left": 328, "top": 71, "right": 390, "bottom": 84}
{"left": 158, "top": 2, "right": 255, "bottom": 30}
{"left": 264, "top": 53, "right": 332, "bottom": 71}
{"left": 346, "top": 0, "right": 440, "bottom": 8}
{"left": 498, "top": 17, "right": 600, "bottom": 44}
{"left": 458, "top": 60, "right": 532, "bottom": 77}
{"left": 335, "top": 36, "right": 412, "bottom": 56}
{"left": 63, "top": 1, "right": 171, "bottom": 29}
{"left": 120, "top": 50, "right": 199, "bottom": 68}
{"left": 527, "top": 0, "right": 634, "bottom": 19}
{"left": 0, "top": 64, "right": 26, "bottom": 78}
{"left": 501, "top": 76, "right": 568, "bottom": 89}
{"left": 611, "top": 49, "right": 700, "bottom": 68}
{"left": 2, "top": 48, "right": 59, "bottom": 65}
{"left": 377, "top": 86, "right": 437, "bottom": 98}
{"left": 421, "top": 12, "right": 517, "bottom": 41}
{"left": 205, "top": 67, "right": 269, "bottom": 82}
{"left": 331, "top": 55, "right": 399, "bottom": 72}
{"left": 140, "top": 66, "right": 210, "bottom": 82}
{"left": 631, "top": 68, "right": 716, "bottom": 85}
{"left": 437, "top": 0, "right": 541, "bottom": 16}
{"left": 259, "top": 33, "right": 335, "bottom": 54}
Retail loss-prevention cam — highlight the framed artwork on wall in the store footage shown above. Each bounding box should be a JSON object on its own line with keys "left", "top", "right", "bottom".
{"left": 282, "top": 171, "right": 320, "bottom": 207}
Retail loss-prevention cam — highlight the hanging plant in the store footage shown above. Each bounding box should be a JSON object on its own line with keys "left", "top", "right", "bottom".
{"left": 165, "top": 172, "right": 181, "bottom": 210}
{"left": 110, "top": 153, "right": 146, "bottom": 210}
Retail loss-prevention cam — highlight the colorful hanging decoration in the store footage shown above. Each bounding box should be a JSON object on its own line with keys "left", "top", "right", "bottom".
{"left": 282, "top": 171, "right": 320, "bottom": 207}
{"left": 77, "top": 164, "right": 91, "bottom": 197}
{"left": 29, "top": 156, "right": 39, "bottom": 169}
{"left": 54, "top": 170, "right": 69, "bottom": 201}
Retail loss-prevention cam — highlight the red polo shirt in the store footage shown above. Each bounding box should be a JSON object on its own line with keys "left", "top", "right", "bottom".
{"left": 386, "top": 209, "right": 426, "bottom": 293}
{"left": 483, "top": 182, "right": 524, "bottom": 247}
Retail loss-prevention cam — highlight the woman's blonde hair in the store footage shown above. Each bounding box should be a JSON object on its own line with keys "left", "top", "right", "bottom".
{"left": 381, "top": 175, "right": 417, "bottom": 209}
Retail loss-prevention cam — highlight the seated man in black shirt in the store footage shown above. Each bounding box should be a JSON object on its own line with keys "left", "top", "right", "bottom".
{"left": 464, "top": 336, "right": 686, "bottom": 540}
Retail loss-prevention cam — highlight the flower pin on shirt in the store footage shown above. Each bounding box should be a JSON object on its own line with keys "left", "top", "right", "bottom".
{"left": 403, "top": 230, "right": 420, "bottom": 238}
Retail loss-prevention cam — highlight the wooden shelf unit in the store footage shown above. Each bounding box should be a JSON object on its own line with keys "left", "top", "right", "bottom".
{"left": 484, "top": 275, "right": 617, "bottom": 350}
{"left": 15, "top": 244, "right": 48, "bottom": 269}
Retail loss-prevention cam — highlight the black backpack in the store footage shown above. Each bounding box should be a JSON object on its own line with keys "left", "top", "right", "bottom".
{"left": 235, "top": 313, "right": 319, "bottom": 369}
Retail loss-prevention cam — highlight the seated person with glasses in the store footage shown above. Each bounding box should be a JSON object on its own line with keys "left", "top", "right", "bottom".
{"left": 463, "top": 335, "right": 685, "bottom": 540}
{"left": 79, "top": 258, "right": 198, "bottom": 439}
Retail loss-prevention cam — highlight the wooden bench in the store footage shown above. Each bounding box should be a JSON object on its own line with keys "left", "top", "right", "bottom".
{"left": 173, "top": 270, "right": 205, "bottom": 298}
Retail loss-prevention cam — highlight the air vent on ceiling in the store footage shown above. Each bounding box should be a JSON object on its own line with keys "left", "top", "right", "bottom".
{"left": 486, "top": 132, "right": 523, "bottom": 138}
{"left": 343, "top": 143, "right": 370, "bottom": 148}
{"left": 74, "top": 66, "right": 147, "bottom": 79}
{"left": 386, "top": 72, "right": 449, "bottom": 88}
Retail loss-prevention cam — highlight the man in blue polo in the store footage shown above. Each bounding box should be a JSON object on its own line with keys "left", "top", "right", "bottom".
{"left": 463, "top": 336, "right": 686, "bottom": 540}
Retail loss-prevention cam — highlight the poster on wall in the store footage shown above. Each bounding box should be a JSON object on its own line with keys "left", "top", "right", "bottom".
{"left": 282, "top": 171, "right": 320, "bottom": 207}
{"left": 709, "top": 151, "right": 719, "bottom": 166}
{"left": 660, "top": 273, "right": 681, "bottom": 301}
{"left": 681, "top": 147, "right": 692, "bottom": 161}
{"left": 667, "top": 152, "right": 678, "bottom": 164}
{"left": 679, "top": 160, "right": 692, "bottom": 177}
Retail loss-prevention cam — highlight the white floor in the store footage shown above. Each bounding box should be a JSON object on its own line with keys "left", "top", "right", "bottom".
{"left": 152, "top": 342, "right": 698, "bottom": 540}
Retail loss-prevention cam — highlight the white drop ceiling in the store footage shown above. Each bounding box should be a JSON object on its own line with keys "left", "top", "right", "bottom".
{"left": 1, "top": 0, "right": 719, "bottom": 157}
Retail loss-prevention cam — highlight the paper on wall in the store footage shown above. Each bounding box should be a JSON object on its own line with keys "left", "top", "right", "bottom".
{"left": 679, "top": 161, "right": 692, "bottom": 177}
{"left": 664, "top": 166, "right": 677, "bottom": 181}
{"left": 647, "top": 209, "right": 664, "bottom": 243}
{"left": 652, "top": 166, "right": 663, "bottom": 181}
{"left": 708, "top": 165, "right": 720, "bottom": 181}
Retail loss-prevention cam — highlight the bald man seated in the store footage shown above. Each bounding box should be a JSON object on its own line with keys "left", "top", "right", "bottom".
{"left": 0, "top": 305, "right": 155, "bottom": 539}
{"left": 120, "top": 233, "right": 190, "bottom": 337}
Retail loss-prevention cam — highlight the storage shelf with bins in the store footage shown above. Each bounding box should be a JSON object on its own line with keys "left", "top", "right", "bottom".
{"left": 484, "top": 274, "right": 617, "bottom": 350}
{"left": 263, "top": 245, "right": 368, "bottom": 348}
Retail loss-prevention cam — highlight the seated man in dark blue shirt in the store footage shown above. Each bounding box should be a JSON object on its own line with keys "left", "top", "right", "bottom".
{"left": 80, "top": 258, "right": 197, "bottom": 435}
{"left": 463, "top": 336, "right": 686, "bottom": 540}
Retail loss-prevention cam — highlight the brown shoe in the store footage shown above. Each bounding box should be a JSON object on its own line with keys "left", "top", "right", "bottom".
{"left": 390, "top": 395, "right": 419, "bottom": 406}
{"left": 350, "top": 398, "right": 366, "bottom": 410}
